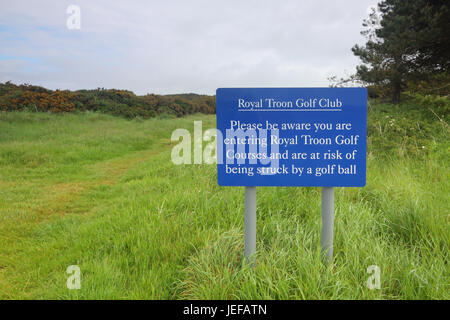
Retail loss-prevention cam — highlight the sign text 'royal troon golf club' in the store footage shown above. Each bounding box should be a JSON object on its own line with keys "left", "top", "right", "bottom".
{"left": 216, "top": 88, "right": 367, "bottom": 187}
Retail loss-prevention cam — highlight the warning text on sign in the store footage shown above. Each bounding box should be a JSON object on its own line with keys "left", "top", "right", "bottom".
{"left": 216, "top": 88, "right": 367, "bottom": 187}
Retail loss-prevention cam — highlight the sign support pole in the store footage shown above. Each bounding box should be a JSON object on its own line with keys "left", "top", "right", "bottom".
{"left": 321, "top": 187, "right": 334, "bottom": 263}
{"left": 244, "top": 186, "right": 256, "bottom": 265}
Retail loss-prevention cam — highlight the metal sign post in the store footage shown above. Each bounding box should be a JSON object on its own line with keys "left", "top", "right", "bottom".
{"left": 244, "top": 186, "right": 257, "bottom": 265}
{"left": 321, "top": 187, "right": 334, "bottom": 263}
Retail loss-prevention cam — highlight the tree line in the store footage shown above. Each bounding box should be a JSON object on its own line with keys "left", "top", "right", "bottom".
{"left": 332, "top": 0, "right": 449, "bottom": 104}
{"left": 0, "top": 82, "right": 215, "bottom": 118}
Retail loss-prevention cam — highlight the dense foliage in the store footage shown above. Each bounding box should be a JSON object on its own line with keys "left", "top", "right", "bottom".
{"left": 0, "top": 81, "right": 215, "bottom": 118}
{"left": 347, "top": 0, "right": 450, "bottom": 103}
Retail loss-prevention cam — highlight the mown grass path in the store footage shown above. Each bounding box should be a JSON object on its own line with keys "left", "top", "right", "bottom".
{"left": 0, "top": 150, "right": 160, "bottom": 297}
{"left": 0, "top": 112, "right": 204, "bottom": 298}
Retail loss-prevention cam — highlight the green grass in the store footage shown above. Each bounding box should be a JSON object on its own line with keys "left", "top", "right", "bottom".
{"left": 0, "top": 104, "right": 448, "bottom": 300}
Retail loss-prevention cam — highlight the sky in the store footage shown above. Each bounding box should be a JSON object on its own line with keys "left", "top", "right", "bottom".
{"left": 0, "top": 0, "right": 378, "bottom": 95}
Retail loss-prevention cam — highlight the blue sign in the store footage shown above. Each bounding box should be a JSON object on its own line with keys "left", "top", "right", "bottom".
{"left": 216, "top": 88, "right": 367, "bottom": 187}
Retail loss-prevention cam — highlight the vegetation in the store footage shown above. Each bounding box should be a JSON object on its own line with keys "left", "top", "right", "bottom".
{"left": 0, "top": 82, "right": 215, "bottom": 118}
{"left": 0, "top": 98, "right": 448, "bottom": 299}
{"left": 332, "top": 0, "right": 450, "bottom": 103}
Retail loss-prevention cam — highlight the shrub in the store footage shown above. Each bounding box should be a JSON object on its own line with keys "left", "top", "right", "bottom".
{"left": 0, "top": 82, "right": 216, "bottom": 118}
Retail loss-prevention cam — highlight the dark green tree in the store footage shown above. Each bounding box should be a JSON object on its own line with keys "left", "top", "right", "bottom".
{"left": 352, "top": 0, "right": 450, "bottom": 103}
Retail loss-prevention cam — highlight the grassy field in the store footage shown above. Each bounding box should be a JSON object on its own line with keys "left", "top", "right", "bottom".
{"left": 0, "top": 103, "right": 448, "bottom": 299}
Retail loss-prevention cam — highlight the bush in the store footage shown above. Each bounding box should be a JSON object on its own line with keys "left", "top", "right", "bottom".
{"left": 0, "top": 82, "right": 216, "bottom": 119}
{"left": 406, "top": 92, "right": 450, "bottom": 119}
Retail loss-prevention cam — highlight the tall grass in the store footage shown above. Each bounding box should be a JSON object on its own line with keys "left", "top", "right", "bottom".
{"left": 0, "top": 104, "right": 448, "bottom": 299}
